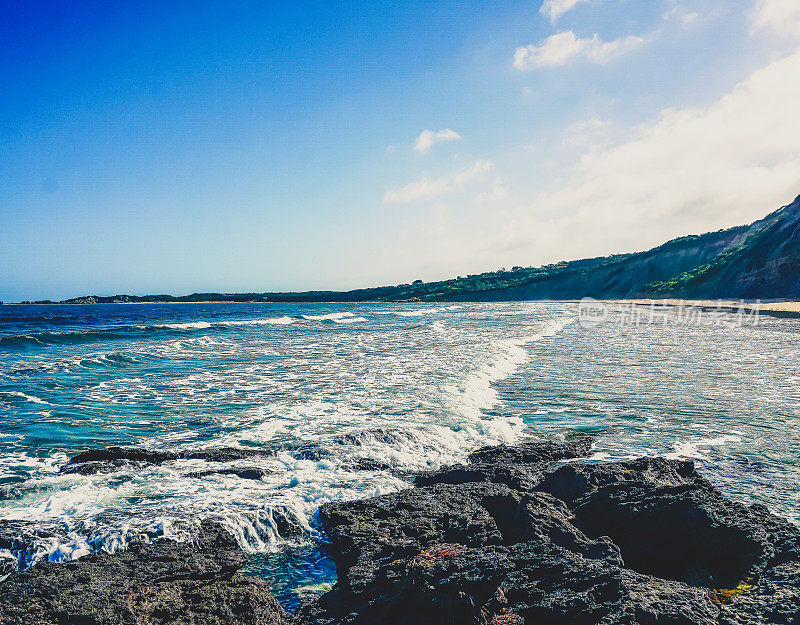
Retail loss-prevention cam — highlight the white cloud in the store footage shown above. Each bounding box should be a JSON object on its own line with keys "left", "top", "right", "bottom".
{"left": 414, "top": 129, "right": 462, "bottom": 153}
{"left": 383, "top": 160, "right": 493, "bottom": 204}
{"left": 752, "top": 0, "right": 800, "bottom": 36}
{"left": 512, "top": 49, "right": 800, "bottom": 258}
{"left": 476, "top": 178, "right": 510, "bottom": 204}
{"left": 513, "top": 31, "right": 645, "bottom": 69}
{"left": 374, "top": 6, "right": 800, "bottom": 278}
{"left": 663, "top": 5, "right": 699, "bottom": 24}
{"left": 562, "top": 118, "right": 613, "bottom": 146}
{"left": 540, "top": 0, "right": 590, "bottom": 23}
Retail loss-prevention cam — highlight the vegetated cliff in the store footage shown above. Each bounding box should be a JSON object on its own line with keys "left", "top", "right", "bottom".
{"left": 445, "top": 194, "right": 800, "bottom": 301}
{"left": 648, "top": 195, "right": 800, "bottom": 299}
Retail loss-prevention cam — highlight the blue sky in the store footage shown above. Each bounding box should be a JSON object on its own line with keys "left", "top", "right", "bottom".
{"left": 2, "top": 0, "right": 800, "bottom": 300}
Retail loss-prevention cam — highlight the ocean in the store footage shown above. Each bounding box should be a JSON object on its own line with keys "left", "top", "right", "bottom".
{"left": 1, "top": 301, "right": 798, "bottom": 608}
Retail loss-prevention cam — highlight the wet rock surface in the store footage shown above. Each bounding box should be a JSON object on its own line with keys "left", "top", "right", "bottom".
{"left": 186, "top": 466, "right": 274, "bottom": 480}
{"left": 295, "top": 437, "right": 800, "bottom": 625}
{"left": 341, "top": 457, "right": 393, "bottom": 472}
{"left": 0, "top": 521, "right": 285, "bottom": 625}
{"left": 4, "top": 437, "right": 799, "bottom": 624}
{"left": 60, "top": 446, "right": 277, "bottom": 476}
{"left": 414, "top": 437, "right": 594, "bottom": 491}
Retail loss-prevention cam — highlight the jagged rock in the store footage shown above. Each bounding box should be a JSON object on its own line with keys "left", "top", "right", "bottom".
{"left": 186, "top": 467, "right": 273, "bottom": 480}
{"left": 342, "top": 457, "right": 393, "bottom": 472}
{"left": 466, "top": 437, "right": 594, "bottom": 465}
{"left": 538, "top": 459, "right": 764, "bottom": 586}
{"left": 9, "top": 437, "right": 800, "bottom": 624}
{"left": 0, "top": 521, "right": 284, "bottom": 625}
{"left": 415, "top": 436, "right": 593, "bottom": 490}
{"left": 295, "top": 439, "right": 800, "bottom": 625}
{"left": 293, "top": 482, "right": 518, "bottom": 625}
{"left": 414, "top": 461, "right": 545, "bottom": 491}
{"left": 538, "top": 458, "right": 800, "bottom": 624}
{"left": 68, "top": 446, "right": 183, "bottom": 465}
{"left": 60, "top": 446, "right": 276, "bottom": 475}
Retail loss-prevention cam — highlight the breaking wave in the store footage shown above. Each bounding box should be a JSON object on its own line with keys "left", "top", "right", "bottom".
{"left": 0, "top": 316, "right": 296, "bottom": 349}
{"left": 0, "top": 307, "right": 573, "bottom": 570}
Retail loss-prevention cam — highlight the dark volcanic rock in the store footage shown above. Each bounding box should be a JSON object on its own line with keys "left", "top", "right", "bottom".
{"left": 342, "top": 457, "right": 393, "bottom": 472}
{"left": 466, "top": 437, "right": 594, "bottom": 465}
{"left": 415, "top": 436, "right": 593, "bottom": 490}
{"left": 68, "top": 446, "right": 182, "bottom": 465}
{"left": 539, "top": 458, "right": 800, "bottom": 624}
{"left": 296, "top": 438, "right": 800, "bottom": 625}
{"left": 61, "top": 446, "right": 276, "bottom": 475}
{"left": 539, "top": 459, "right": 763, "bottom": 586}
{"left": 0, "top": 521, "right": 285, "bottom": 625}
{"left": 186, "top": 466, "right": 273, "bottom": 480}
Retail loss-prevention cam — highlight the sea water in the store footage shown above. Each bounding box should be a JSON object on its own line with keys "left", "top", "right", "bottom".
{"left": 1, "top": 301, "right": 798, "bottom": 608}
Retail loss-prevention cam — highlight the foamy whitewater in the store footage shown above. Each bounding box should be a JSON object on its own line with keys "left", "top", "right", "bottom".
{"left": 1, "top": 301, "right": 799, "bottom": 605}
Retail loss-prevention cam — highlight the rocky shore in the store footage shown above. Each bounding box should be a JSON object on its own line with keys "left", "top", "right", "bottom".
{"left": 0, "top": 520, "right": 284, "bottom": 625}
{"left": 2, "top": 437, "right": 799, "bottom": 624}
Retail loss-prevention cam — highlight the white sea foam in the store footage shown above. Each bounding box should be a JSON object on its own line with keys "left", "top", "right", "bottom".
{"left": 158, "top": 317, "right": 293, "bottom": 330}
{"left": 0, "top": 391, "right": 50, "bottom": 405}
{"left": 298, "top": 312, "right": 367, "bottom": 323}
{"left": 395, "top": 307, "right": 444, "bottom": 317}
{"left": 446, "top": 317, "right": 572, "bottom": 430}
{"left": 159, "top": 321, "right": 213, "bottom": 330}
{"left": 392, "top": 305, "right": 463, "bottom": 317}
{"left": 664, "top": 434, "right": 743, "bottom": 461}
{"left": 331, "top": 316, "right": 367, "bottom": 324}
{"left": 301, "top": 312, "right": 355, "bottom": 321}
{"left": 225, "top": 316, "right": 294, "bottom": 326}
{"left": 430, "top": 321, "right": 447, "bottom": 334}
{"left": 0, "top": 307, "right": 579, "bottom": 569}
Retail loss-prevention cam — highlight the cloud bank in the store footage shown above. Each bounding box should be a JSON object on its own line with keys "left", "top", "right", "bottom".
{"left": 514, "top": 31, "right": 645, "bottom": 69}
{"left": 380, "top": 0, "right": 800, "bottom": 279}
{"left": 507, "top": 48, "right": 800, "bottom": 261}
{"left": 753, "top": 0, "right": 800, "bottom": 36}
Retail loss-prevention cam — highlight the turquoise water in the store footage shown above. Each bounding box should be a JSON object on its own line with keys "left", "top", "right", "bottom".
{"left": 1, "top": 302, "right": 799, "bottom": 608}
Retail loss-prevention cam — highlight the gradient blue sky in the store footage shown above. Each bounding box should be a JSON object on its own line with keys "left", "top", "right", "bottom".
{"left": 2, "top": 0, "right": 800, "bottom": 300}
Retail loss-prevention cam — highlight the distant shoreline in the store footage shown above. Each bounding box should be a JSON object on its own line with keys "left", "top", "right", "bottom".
{"left": 5, "top": 298, "right": 800, "bottom": 319}
{"left": 4, "top": 298, "right": 795, "bottom": 304}
{"left": 622, "top": 299, "right": 800, "bottom": 319}
{"left": 7, "top": 194, "right": 800, "bottom": 308}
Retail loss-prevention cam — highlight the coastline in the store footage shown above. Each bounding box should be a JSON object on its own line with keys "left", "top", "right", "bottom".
{"left": 7, "top": 297, "right": 800, "bottom": 310}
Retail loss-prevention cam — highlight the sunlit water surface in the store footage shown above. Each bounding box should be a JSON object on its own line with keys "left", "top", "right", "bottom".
{"left": 1, "top": 302, "right": 798, "bottom": 608}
